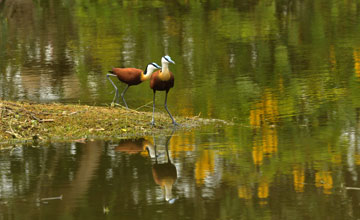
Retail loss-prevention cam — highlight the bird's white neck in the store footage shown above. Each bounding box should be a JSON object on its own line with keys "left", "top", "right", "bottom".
{"left": 161, "top": 62, "right": 170, "bottom": 73}
{"left": 145, "top": 144, "right": 156, "bottom": 158}
{"left": 141, "top": 68, "right": 156, "bottom": 81}
{"left": 163, "top": 182, "right": 173, "bottom": 201}
{"left": 159, "top": 63, "right": 171, "bottom": 81}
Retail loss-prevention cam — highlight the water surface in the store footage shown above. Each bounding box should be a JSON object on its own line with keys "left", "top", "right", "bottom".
{"left": 1, "top": 127, "right": 360, "bottom": 219}
{"left": 2, "top": 0, "right": 360, "bottom": 219}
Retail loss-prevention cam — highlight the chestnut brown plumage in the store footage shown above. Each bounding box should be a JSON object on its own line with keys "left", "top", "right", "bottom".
{"left": 150, "top": 56, "right": 178, "bottom": 126}
{"left": 150, "top": 72, "right": 174, "bottom": 91}
{"left": 107, "top": 63, "right": 161, "bottom": 108}
{"left": 111, "top": 68, "right": 143, "bottom": 85}
{"left": 150, "top": 129, "right": 177, "bottom": 203}
{"left": 152, "top": 162, "right": 177, "bottom": 202}
{"left": 114, "top": 138, "right": 148, "bottom": 154}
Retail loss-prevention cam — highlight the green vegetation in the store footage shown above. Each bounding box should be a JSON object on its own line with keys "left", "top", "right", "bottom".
{"left": 0, "top": 100, "right": 226, "bottom": 144}
{"left": 1, "top": 0, "right": 360, "bottom": 219}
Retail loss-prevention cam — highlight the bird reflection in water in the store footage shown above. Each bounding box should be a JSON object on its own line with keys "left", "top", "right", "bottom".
{"left": 114, "top": 138, "right": 151, "bottom": 154}
{"left": 114, "top": 130, "right": 177, "bottom": 203}
{"left": 149, "top": 130, "right": 177, "bottom": 204}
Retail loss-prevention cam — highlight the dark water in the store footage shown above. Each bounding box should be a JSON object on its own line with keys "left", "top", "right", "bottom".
{"left": 2, "top": 127, "right": 360, "bottom": 219}
{"left": 2, "top": 0, "right": 360, "bottom": 219}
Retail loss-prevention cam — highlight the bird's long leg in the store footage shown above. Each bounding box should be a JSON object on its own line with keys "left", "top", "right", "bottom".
{"left": 120, "top": 85, "right": 129, "bottom": 109}
{"left": 151, "top": 90, "right": 156, "bottom": 126}
{"left": 165, "top": 128, "right": 175, "bottom": 162}
{"left": 106, "top": 74, "right": 119, "bottom": 104}
{"left": 164, "top": 92, "right": 179, "bottom": 126}
{"left": 154, "top": 135, "right": 158, "bottom": 163}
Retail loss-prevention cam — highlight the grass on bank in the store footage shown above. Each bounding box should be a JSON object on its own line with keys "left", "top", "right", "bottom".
{"left": 0, "top": 100, "right": 226, "bottom": 144}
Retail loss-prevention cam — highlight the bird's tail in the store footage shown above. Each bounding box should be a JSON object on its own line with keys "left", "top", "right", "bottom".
{"left": 107, "top": 71, "right": 116, "bottom": 77}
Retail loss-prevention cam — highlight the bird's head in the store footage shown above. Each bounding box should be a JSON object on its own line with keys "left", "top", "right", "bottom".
{"left": 145, "top": 62, "right": 161, "bottom": 75}
{"left": 162, "top": 55, "right": 175, "bottom": 65}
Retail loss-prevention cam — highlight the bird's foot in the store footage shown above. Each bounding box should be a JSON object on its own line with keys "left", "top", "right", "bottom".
{"left": 150, "top": 120, "right": 156, "bottom": 127}
{"left": 172, "top": 121, "right": 180, "bottom": 127}
{"left": 111, "top": 102, "right": 122, "bottom": 108}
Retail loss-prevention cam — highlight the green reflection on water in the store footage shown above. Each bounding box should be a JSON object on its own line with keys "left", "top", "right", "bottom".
{"left": 0, "top": 125, "right": 360, "bottom": 219}
{"left": 1, "top": 0, "right": 360, "bottom": 219}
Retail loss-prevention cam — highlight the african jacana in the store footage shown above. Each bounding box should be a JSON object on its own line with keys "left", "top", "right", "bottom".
{"left": 115, "top": 138, "right": 148, "bottom": 154}
{"left": 107, "top": 62, "right": 161, "bottom": 108}
{"left": 150, "top": 55, "right": 178, "bottom": 126}
{"left": 152, "top": 160, "right": 177, "bottom": 203}
{"left": 150, "top": 130, "right": 177, "bottom": 203}
{"left": 113, "top": 138, "right": 155, "bottom": 157}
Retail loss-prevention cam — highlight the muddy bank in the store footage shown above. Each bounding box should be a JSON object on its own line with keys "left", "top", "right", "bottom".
{"left": 0, "top": 100, "right": 227, "bottom": 145}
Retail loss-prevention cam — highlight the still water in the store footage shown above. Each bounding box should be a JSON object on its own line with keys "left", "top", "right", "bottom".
{"left": 2, "top": 0, "right": 360, "bottom": 219}
{"left": 1, "top": 127, "right": 360, "bottom": 219}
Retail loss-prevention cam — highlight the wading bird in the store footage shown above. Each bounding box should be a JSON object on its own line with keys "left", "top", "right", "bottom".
{"left": 107, "top": 62, "right": 161, "bottom": 108}
{"left": 140, "top": 129, "right": 177, "bottom": 203}
{"left": 150, "top": 55, "right": 178, "bottom": 126}
{"left": 113, "top": 130, "right": 178, "bottom": 203}
{"left": 151, "top": 131, "right": 177, "bottom": 203}
{"left": 114, "top": 138, "right": 152, "bottom": 154}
